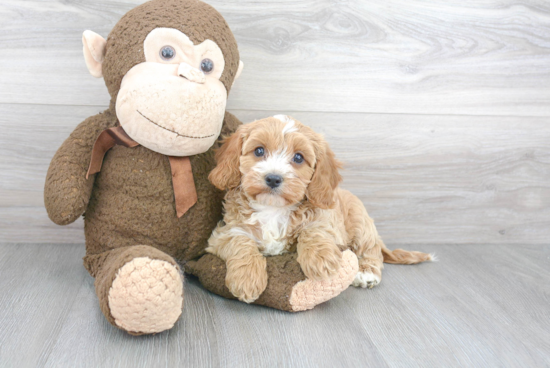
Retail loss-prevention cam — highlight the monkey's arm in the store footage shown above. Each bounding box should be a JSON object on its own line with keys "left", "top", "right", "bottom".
{"left": 44, "top": 110, "right": 116, "bottom": 225}
{"left": 186, "top": 250, "right": 358, "bottom": 312}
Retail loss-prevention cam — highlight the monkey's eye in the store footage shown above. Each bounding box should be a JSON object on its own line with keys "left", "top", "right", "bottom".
{"left": 254, "top": 147, "right": 265, "bottom": 157}
{"left": 160, "top": 46, "right": 176, "bottom": 60}
{"left": 200, "top": 58, "right": 214, "bottom": 74}
{"left": 293, "top": 153, "right": 304, "bottom": 164}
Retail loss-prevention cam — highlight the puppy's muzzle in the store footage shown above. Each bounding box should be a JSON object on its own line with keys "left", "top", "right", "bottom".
{"left": 265, "top": 174, "right": 283, "bottom": 189}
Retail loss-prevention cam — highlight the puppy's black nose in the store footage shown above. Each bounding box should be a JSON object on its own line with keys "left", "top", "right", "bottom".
{"left": 265, "top": 174, "right": 283, "bottom": 189}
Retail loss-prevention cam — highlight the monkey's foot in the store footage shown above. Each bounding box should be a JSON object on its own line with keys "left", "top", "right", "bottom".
{"left": 289, "top": 250, "right": 358, "bottom": 311}
{"left": 108, "top": 257, "right": 184, "bottom": 335}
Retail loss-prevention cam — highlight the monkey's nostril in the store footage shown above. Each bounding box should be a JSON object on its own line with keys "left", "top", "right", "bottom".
{"left": 265, "top": 174, "right": 283, "bottom": 189}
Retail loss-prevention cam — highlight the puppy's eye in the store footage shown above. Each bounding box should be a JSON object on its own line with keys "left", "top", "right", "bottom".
{"left": 254, "top": 147, "right": 265, "bottom": 157}
{"left": 160, "top": 46, "right": 176, "bottom": 60}
{"left": 200, "top": 58, "right": 214, "bottom": 74}
{"left": 293, "top": 153, "right": 304, "bottom": 164}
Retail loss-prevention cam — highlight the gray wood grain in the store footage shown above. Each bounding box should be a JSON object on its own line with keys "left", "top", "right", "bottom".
{"left": 0, "top": 243, "right": 86, "bottom": 368}
{"left": 1, "top": 0, "right": 548, "bottom": 366}
{"left": 233, "top": 110, "right": 550, "bottom": 246}
{"left": 0, "top": 243, "right": 548, "bottom": 367}
{"left": 2, "top": 103, "right": 549, "bottom": 245}
{"left": 0, "top": 0, "right": 549, "bottom": 116}
{"left": 339, "top": 244, "right": 550, "bottom": 367}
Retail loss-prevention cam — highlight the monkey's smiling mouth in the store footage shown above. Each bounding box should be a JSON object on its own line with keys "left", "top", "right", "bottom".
{"left": 137, "top": 110, "right": 216, "bottom": 139}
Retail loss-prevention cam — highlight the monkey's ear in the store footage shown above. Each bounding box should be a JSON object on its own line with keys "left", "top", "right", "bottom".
{"left": 82, "top": 30, "right": 107, "bottom": 78}
{"left": 233, "top": 60, "right": 244, "bottom": 84}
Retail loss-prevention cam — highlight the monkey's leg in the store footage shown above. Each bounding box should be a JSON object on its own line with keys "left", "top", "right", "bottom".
{"left": 84, "top": 245, "right": 184, "bottom": 335}
{"left": 186, "top": 250, "right": 358, "bottom": 312}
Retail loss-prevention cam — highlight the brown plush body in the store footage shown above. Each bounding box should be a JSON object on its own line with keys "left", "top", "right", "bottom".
{"left": 46, "top": 107, "right": 240, "bottom": 331}
{"left": 80, "top": 112, "right": 240, "bottom": 266}
{"left": 45, "top": 0, "right": 358, "bottom": 335}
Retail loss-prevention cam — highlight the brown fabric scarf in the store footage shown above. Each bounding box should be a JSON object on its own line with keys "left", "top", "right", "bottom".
{"left": 86, "top": 126, "right": 197, "bottom": 218}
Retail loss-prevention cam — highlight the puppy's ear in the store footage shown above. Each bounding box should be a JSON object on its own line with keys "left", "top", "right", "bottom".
{"left": 209, "top": 127, "right": 246, "bottom": 190}
{"left": 306, "top": 140, "right": 342, "bottom": 209}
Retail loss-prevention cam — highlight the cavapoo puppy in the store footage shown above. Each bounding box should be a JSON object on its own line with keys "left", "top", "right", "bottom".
{"left": 207, "top": 115, "right": 433, "bottom": 303}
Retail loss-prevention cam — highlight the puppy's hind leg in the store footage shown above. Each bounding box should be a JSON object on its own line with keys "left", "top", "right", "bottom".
{"left": 353, "top": 236, "right": 384, "bottom": 289}
{"left": 342, "top": 192, "right": 384, "bottom": 289}
{"left": 341, "top": 191, "right": 433, "bottom": 289}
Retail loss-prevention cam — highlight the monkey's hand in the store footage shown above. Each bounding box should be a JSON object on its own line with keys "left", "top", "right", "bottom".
{"left": 44, "top": 110, "right": 115, "bottom": 225}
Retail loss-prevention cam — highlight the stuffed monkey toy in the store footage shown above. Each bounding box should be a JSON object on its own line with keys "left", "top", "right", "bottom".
{"left": 44, "top": 0, "right": 358, "bottom": 335}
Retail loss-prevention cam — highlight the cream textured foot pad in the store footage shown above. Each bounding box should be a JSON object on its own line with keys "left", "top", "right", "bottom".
{"left": 289, "top": 250, "right": 359, "bottom": 312}
{"left": 108, "top": 257, "right": 184, "bottom": 334}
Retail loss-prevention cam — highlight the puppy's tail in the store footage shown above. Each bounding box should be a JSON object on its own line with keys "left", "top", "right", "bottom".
{"left": 381, "top": 241, "right": 435, "bottom": 265}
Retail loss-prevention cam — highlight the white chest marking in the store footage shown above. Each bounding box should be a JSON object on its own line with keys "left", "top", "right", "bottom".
{"left": 246, "top": 202, "right": 296, "bottom": 256}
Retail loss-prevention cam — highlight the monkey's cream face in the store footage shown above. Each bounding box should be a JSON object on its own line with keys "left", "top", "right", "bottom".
{"left": 116, "top": 28, "right": 228, "bottom": 156}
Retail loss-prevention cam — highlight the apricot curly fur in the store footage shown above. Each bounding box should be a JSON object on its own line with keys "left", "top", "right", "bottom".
{"left": 206, "top": 117, "right": 433, "bottom": 301}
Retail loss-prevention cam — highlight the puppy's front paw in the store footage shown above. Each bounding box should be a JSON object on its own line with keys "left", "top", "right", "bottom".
{"left": 225, "top": 255, "right": 268, "bottom": 303}
{"left": 298, "top": 244, "right": 342, "bottom": 281}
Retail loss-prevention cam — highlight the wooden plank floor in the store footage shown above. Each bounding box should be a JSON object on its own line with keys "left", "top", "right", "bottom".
{"left": 0, "top": 243, "right": 548, "bottom": 367}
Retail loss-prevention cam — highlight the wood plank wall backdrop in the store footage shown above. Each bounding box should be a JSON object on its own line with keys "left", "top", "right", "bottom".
{"left": 0, "top": 0, "right": 549, "bottom": 245}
